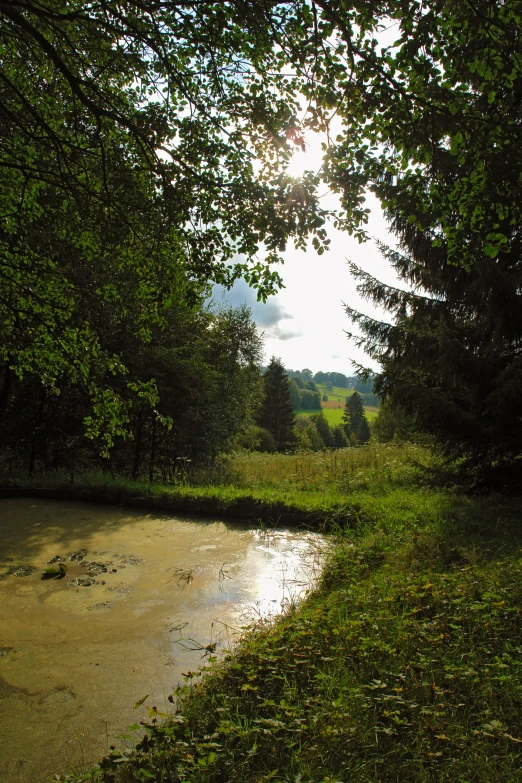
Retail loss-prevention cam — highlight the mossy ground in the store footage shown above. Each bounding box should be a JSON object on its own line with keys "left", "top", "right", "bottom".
{"left": 12, "top": 446, "right": 521, "bottom": 783}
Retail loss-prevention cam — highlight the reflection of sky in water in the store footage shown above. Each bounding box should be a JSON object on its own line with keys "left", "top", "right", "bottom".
{"left": 169, "top": 529, "right": 326, "bottom": 660}
{"left": 244, "top": 532, "right": 321, "bottom": 615}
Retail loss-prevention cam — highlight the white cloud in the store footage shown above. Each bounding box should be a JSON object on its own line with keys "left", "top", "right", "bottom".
{"left": 211, "top": 278, "right": 298, "bottom": 336}
{"left": 256, "top": 189, "right": 400, "bottom": 375}
{"left": 264, "top": 323, "right": 303, "bottom": 341}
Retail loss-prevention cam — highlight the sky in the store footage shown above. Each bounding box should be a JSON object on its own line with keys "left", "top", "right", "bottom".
{"left": 212, "top": 136, "right": 401, "bottom": 377}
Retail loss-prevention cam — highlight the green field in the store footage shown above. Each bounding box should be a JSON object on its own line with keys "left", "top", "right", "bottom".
{"left": 294, "top": 383, "right": 379, "bottom": 424}
{"left": 296, "top": 406, "right": 378, "bottom": 424}
{"left": 316, "top": 383, "right": 353, "bottom": 401}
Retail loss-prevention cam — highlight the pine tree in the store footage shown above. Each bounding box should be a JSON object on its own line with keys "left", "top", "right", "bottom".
{"left": 346, "top": 221, "right": 522, "bottom": 482}
{"left": 343, "top": 392, "right": 371, "bottom": 445}
{"left": 257, "top": 357, "right": 296, "bottom": 452}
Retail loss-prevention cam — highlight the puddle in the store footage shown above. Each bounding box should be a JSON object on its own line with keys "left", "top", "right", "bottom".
{"left": 0, "top": 498, "right": 326, "bottom": 783}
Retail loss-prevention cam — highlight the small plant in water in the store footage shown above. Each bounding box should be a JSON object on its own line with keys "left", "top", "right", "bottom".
{"left": 173, "top": 456, "right": 192, "bottom": 486}
{"left": 41, "top": 563, "right": 68, "bottom": 580}
{"left": 166, "top": 565, "right": 202, "bottom": 587}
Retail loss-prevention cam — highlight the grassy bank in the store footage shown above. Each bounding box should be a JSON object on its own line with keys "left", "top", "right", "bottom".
{"left": 0, "top": 444, "right": 432, "bottom": 528}
{"left": 7, "top": 446, "right": 521, "bottom": 782}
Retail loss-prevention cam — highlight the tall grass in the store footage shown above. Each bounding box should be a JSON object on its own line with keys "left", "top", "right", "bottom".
{"left": 2, "top": 444, "right": 428, "bottom": 501}
{"left": 211, "top": 443, "right": 433, "bottom": 495}
{"left": 1, "top": 444, "right": 443, "bottom": 531}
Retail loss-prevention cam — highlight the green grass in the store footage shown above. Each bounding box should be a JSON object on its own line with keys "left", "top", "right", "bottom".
{"left": 0, "top": 469, "right": 354, "bottom": 527}
{"left": 296, "top": 407, "right": 378, "bottom": 424}
{"left": 24, "top": 447, "right": 522, "bottom": 783}
{"left": 0, "top": 446, "right": 432, "bottom": 527}
{"left": 316, "top": 383, "right": 354, "bottom": 401}
{"left": 297, "top": 383, "right": 378, "bottom": 424}
{"left": 221, "top": 444, "right": 430, "bottom": 495}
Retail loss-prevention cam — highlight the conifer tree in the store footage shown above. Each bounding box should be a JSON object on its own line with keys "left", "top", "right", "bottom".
{"left": 358, "top": 416, "right": 371, "bottom": 446}
{"left": 347, "top": 223, "right": 522, "bottom": 482}
{"left": 332, "top": 426, "right": 349, "bottom": 449}
{"left": 257, "top": 357, "right": 296, "bottom": 452}
{"left": 343, "top": 392, "right": 371, "bottom": 445}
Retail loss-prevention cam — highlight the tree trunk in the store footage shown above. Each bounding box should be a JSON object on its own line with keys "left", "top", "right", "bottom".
{"left": 0, "top": 362, "right": 12, "bottom": 421}
{"left": 148, "top": 417, "right": 156, "bottom": 483}
{"left": 132, "top": 411, "right": 143, "bottom": 480}
{"left": 29, "top": 387, "right": 46, "bottom": 473}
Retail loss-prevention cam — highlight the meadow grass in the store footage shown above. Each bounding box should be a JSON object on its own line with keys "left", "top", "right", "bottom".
{"left": 1, "top": 446, "right": 430, "bottom": 523}
{"left": 1, "top": 446, "right": 430, "bottom": 528}
{"left": 219, "top": 443, "right": 430, "bottom": 495}
{"left": 20, "top": 446, "right": 522, "bottom": 783}
{"left": 294, "top": 381, "right": 377, "bottom": 424}
{"left": 316, "top": 384, "right": 353, "bottom": 402}
{"left": 296, "top": 408, "right": 378, "bottom": 425}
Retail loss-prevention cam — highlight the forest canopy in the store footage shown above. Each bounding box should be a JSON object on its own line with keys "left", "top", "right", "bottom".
{"left": 274, "top": 0, "right": 522, "bottom": 481}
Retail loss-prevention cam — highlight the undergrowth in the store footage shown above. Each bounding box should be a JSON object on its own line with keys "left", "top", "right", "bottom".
{"left": 202, "top": 443, "right": 434, "bottom": 495}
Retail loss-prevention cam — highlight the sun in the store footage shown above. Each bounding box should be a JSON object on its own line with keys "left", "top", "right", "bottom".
{"left": 286, "top": 148, "right": 313, "bottom": 178}
{"left": 284, "top": 128, "right": 324, "bottom": 179}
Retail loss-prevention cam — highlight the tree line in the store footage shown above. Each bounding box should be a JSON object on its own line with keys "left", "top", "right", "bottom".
{"left": 0, "top": 303, "right": 264, "bottom": 478}
{"left": 288, "top": 378, "right": 322, "bottom": 412}
{"left": 282, "top": 368, "right": 375, "bottom": 394}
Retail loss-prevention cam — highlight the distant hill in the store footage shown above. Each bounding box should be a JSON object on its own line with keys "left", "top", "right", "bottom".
{"left": 294, "top": 382, "right": 379, "bottom": 420}
{"left": 260, "top": 365, "right": 379, "bottom": 414}
{"left": 286, "top": 369, "right": 377, "bottom": 395}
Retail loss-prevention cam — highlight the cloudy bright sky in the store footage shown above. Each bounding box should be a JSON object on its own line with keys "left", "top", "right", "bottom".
{"left": 212, "top": 135, "right": 401, "bottom": 377}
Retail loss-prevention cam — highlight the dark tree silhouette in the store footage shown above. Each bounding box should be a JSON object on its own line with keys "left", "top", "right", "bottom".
{"left": 258, "top": 357, "right": 296, "bottom": 452}
{"left": 343, "top": 392, "right": 371, "bottom": 445}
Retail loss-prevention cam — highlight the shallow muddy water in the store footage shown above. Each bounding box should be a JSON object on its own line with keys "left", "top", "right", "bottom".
{"left": 0, "top": 498, "right": 325, "bottom": 783}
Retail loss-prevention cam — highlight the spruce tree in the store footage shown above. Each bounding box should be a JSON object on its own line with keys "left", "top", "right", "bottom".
{"left": 346, "top": 220, "right": 522, "bottom": 482}
{"left": 343, "top": 392, "right": 371, "bottom": 445}
{"left": 332, "top": 426, "right": 349, "bottom": 449}
{"left": 358, "top": 417, "right": 371, "bottom": 446}
{"left": 257, "top": 357, "right": 296, "bottom": 452}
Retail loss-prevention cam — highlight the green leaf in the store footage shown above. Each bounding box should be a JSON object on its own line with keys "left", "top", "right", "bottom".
{"left": 484, "top": 243, "right": 499, "bottom": 258}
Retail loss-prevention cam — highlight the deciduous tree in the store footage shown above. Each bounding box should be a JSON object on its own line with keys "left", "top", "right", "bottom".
{"left": 0, "top": 302, "right": 264, "bottom": 474}
{"left": 272, "top": 0, "right": 522, "bottom": 479}
{"left": 0, "top": 1, "right": 329, "bottom": 448}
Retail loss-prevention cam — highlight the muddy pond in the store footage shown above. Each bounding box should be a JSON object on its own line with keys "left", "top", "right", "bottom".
{"left": 0, "top": 498, "right": 326, "bottom": 783}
